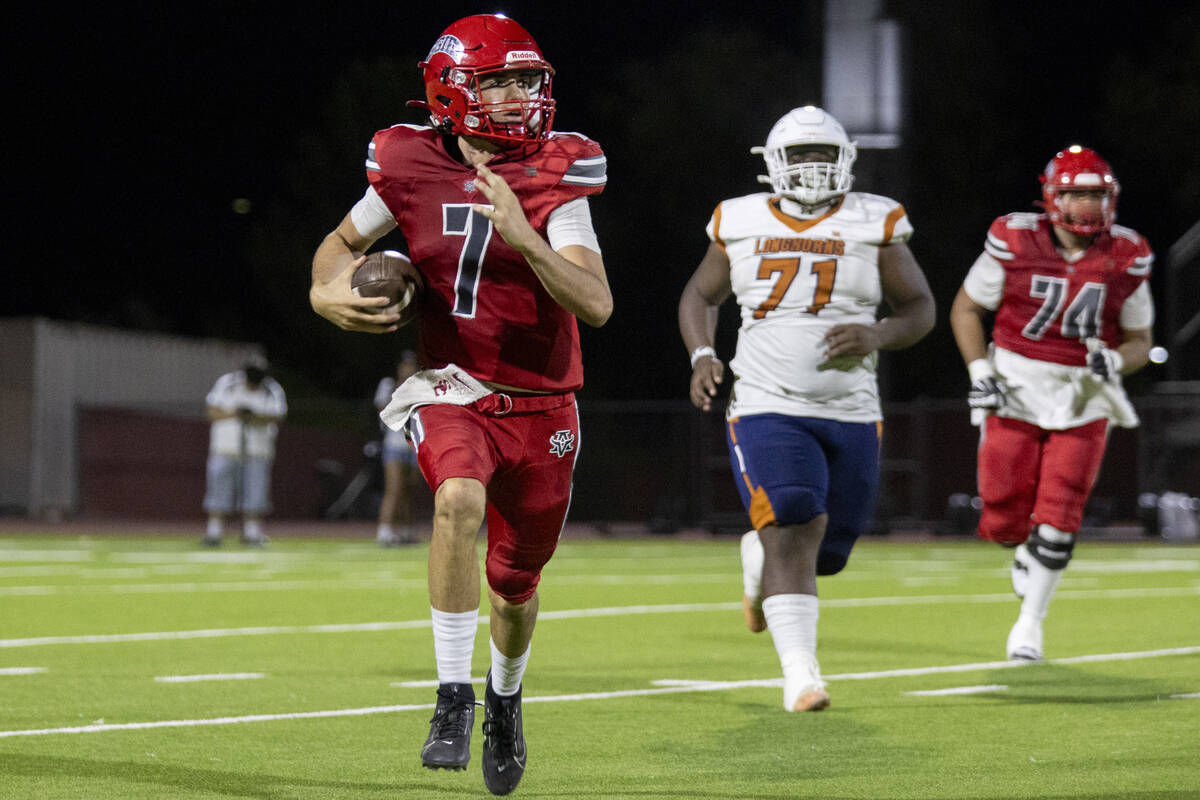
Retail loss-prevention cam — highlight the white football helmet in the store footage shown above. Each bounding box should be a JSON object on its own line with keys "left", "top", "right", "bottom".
{"left": 752, "top": 106, "right": 856, "bottom": 208}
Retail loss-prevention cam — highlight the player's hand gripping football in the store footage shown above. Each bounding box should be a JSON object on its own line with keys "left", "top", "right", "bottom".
{"left": 470, "top": 164, "right": 540, "bottom": 254}
{"left": 309, "top": 256, "right": 401, "bottom": 334}
{"left": 689, "top": 353, "right": 724, "bottom": 413}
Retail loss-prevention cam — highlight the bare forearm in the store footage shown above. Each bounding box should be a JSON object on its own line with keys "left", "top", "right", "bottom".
{"left": 950, "top": 289, "right": 990, "bottom": 366}
{"left": 678, "top": 283, "right": 719, "bottom": 353}
{"left": 312, "top": 230, "right": 362, "bottom": 287}
{"left": 519, "top": 237, "right": 612, "bottom": 327}
{"left": 1116, "top": 329, "right": 1152, "bottom": 374}
{"left": 872, "top": 294, "right": 935, "bottom": 351}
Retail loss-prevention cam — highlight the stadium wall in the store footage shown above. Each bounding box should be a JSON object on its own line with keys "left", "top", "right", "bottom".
{"left": 0, "top": 317, "right": 263, "bottom": 518}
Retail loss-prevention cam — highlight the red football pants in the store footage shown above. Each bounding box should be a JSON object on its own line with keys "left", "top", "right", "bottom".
{"left": 976, "top": 415, "right": 1109, "bottom": 545}
{"left": 409, "top": 393, "right": 579, "bottom": 603}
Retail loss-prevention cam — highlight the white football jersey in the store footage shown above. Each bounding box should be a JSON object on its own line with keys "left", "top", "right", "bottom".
{"left": 708, "top": 192, "right": 913, "bottom": 422}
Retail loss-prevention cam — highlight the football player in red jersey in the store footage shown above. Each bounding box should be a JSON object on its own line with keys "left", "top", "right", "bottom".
{"left": 309, "top": 14, "right": 610, "bottom": 794}
{"left": 950, "top": 146, "right": 1154, "bottom": 662}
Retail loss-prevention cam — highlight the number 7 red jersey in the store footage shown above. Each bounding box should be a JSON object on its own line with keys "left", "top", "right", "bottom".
{"left": 366, "top": 124, "right": 607, "bottom": 392}
{"left": 983, "top": 213, "right": 1153, "bottom": 367}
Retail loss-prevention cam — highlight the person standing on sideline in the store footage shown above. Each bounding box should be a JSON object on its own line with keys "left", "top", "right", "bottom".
{"left": 678, "top": 106, "right": 934, "bottom": 712}
{"left": 309, "top": 14, "right": 610, "bottom": 795}
{"left": 374, "top": 350, "right": 421, "bottom": 546}
{"left": 949, "top": 145, "right": 1154, "bottom": 661}
{"left": 202, "top": 357, "right": 287, "bottom": 546}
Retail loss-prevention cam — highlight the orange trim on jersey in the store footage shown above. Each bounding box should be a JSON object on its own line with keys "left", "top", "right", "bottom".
{"left": 767, "top": 197, "right": 843, "bottom": 233}
{"left": 881, "top": 204, "right": 907, "bottom": 244}
{"left": 711, "top": 203, "right": 725, "bottom": 247}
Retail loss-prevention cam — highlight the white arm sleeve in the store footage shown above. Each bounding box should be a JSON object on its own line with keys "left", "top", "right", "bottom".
{"left": 547, "top": 197, "right": 600, "bottom": 254}
{"left": 349, "top": 186, "right": 398, "bottom": 240}
{"left": 962, "top": 251, "right": 1006, "bottom": 311}
{"left": 1119, "top": 281, "right": 1155, "bottom": 330}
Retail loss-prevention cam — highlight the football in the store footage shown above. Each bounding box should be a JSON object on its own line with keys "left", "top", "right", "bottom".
{"left": 351, "top": 250, "right": 423, "bottom": 326}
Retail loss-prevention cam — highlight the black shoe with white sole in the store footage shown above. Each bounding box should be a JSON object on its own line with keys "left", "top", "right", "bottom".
{"left": 482, "top": 673, "right": 526, "bottom": 795}
{"left": 421, "top": 682, "right": 476, "bottom": 770}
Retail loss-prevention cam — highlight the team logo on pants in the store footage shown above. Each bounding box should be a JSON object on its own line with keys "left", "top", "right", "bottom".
{"left": 548, "top": 429, "right": 576, "bottom": 458}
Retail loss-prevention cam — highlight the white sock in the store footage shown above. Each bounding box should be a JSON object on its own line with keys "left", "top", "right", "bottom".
{"left": 431, "top": 607, "right": 478, "bottom": 685}
{"left": 741, "top": 530, "right": 764, "bottom": 601}
{"left": 488, "top": 639, "right": 530, "bottom": 697}
{"left": 1020, "top": 525, "right": 1072, "bottom": 621}
{"left": 377, "top": 523, "right": 394, "bottom": 540}
{"left": 206, "top": 517, "right": 222, "bottom": 538}
{"left": 243, "top": 519, "right": 263, "bottom": 540}
{"left": 762, "top": 594, "right": 820, "bottom": 670}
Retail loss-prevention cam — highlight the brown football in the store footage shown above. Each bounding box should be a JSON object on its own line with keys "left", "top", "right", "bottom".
{"left": 352, "top": 250, "right": 423, "bottom": 326}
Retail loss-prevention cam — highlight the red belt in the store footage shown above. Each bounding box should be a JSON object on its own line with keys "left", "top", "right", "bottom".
{"left": 472, "top": 392, "right": 575, "bottom": 417}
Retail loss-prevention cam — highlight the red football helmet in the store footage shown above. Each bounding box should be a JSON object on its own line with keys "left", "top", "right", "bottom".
{"left": 1039, "top": 145, "right": 1120, "bottom": 234}
{"left": 409, "top": 14, "right": 555, "bottom": 148}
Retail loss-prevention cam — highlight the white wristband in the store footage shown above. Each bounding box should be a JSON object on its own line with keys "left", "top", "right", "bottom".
{"left": 967, "top": 358, "right": 994, "bottom": 382}
{"left": 690, "top": 346, "right": 718, "bottom": 368}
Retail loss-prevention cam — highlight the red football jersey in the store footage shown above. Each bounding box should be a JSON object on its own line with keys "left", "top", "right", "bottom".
{"left": 366, "top": 125, "right": 607, "bottom": 392}
{"left": 985, "top": 213, "right": 1153, "bottom": 367}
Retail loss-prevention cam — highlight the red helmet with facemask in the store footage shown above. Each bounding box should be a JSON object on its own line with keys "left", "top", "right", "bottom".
{"left": 409, "top": 14, "right": 555, "bottom": 148}
{"left": 1039, "top": 145, "right": 1120, "bottom": 235}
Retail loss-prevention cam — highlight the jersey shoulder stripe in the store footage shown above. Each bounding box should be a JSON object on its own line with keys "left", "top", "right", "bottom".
{"left": 562, "top": 155, "right": 607, "bottom": 186}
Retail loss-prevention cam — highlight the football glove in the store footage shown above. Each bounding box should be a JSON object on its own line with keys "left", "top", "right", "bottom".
{"left": 967, "top": 376, "right": 1005, "bottom": 411}
{"left": 1086, "top": 338, "right": 1123, "bottom": 382}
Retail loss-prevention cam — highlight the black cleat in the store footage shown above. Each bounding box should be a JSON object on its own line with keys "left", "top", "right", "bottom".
{"left": 421, "top": 682, "right": 476, "bottom": 770}
{"left": 482, "top": 673, "right": 526, "bottom": 795}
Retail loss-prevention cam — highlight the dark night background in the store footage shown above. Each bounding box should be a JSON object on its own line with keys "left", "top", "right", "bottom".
{"left": 10, "top": 1, "right": 1199, "bottom": 407}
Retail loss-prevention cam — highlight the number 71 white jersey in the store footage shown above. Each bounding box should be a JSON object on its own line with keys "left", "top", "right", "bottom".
{"left": 707, "top": 191, "right": 913, "bottom": 423}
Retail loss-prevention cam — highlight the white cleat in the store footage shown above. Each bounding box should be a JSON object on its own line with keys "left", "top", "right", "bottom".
{"left": 740, "top": 530, "right": 767, "bottom": 632}
{"left": 783, "top": 657, "right": 831, "bottom": 712}
{"left": 1011, "top": 544, "right": 1032, "bottom": 599}
{"left": 1006, "top": 615, "right": 1043, "bottom": 661}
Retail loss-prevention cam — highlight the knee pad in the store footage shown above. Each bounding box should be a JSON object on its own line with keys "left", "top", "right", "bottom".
{"left": 768, "top": 485, "right": 823, "bottom": 527}
{"left": 1025, "top": 525, "right": 1075, "bottom": 571}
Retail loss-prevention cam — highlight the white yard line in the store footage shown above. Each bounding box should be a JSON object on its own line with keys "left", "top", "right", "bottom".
{"left": 0, "top": 667, "right": 46, "bottom": 676}
{"left": 2, "top": 645, "right": 1196, "bottom": 739}
{"left": 904, "top": 685, "right": 1007, "bottom": 696}
{"left": 4, "top": 585, "right": 1199, "bottom": 648}
{"left": 153, "top": 673, "right": 266, "bottom": 683}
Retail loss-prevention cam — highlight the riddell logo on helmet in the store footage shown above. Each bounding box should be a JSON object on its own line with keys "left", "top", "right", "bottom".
{"left": 506, "top": 51, "right": 540, "bottom": 63}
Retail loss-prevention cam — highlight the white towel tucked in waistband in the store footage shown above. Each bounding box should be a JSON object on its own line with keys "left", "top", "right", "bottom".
{"left": 380, "top": 364, "right": 491, "bottom": 433}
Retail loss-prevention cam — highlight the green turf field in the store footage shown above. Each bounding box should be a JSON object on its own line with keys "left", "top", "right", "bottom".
{"left": 1, "top": 532, "right": 1197, "bottom": 799}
